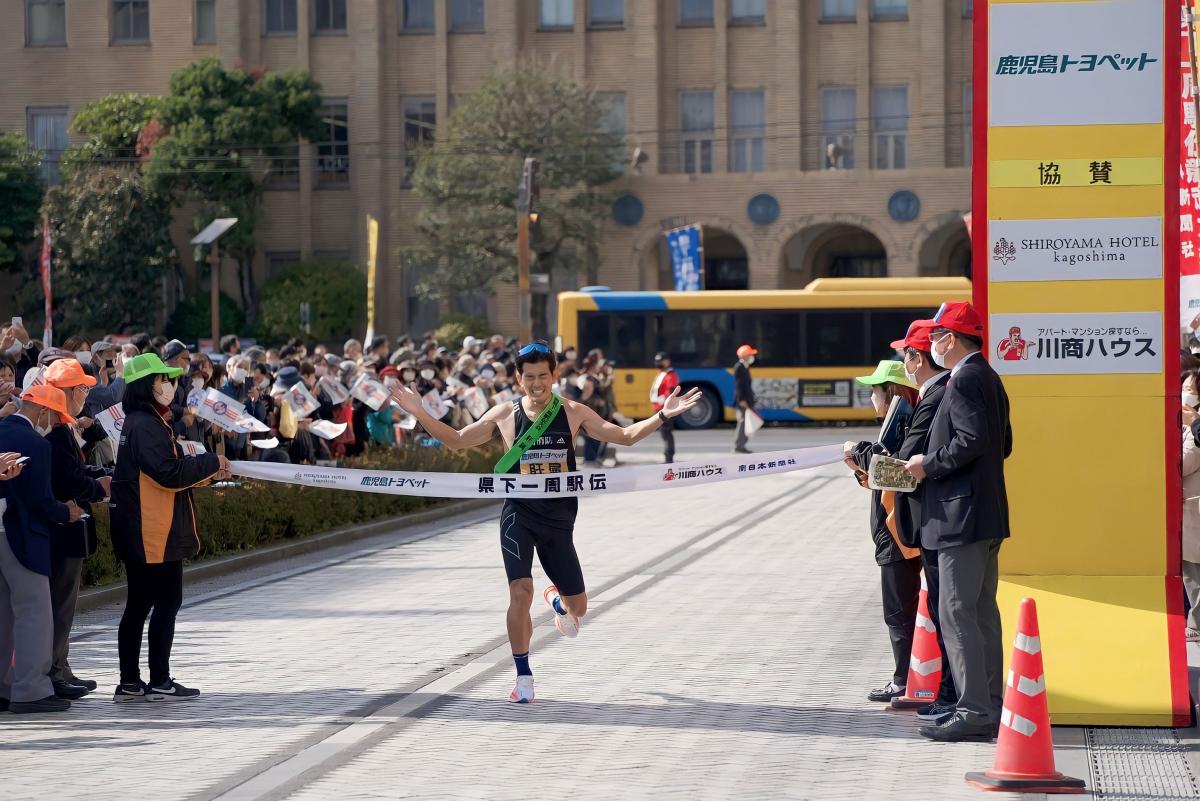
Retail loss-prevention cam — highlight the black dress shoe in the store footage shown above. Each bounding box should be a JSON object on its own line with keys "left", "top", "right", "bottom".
{"left": 867, "top": 682, "right": 906, "bottom": 702}
{"left": 67, "top": 677, "right": 98, "bottom": 691}
{"left": 918, "top": 714, "right": 994, "bottom": 742}
{"left": 0, "top": 697, "right": 8, "bottom": 712}
{"left": 52, "top": 681, "right": 89, "bottom": 700}
{"left": 10, "top": 695, "right": 71, "bottom": 714}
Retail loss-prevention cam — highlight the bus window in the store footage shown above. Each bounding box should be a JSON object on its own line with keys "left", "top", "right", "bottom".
{"left": 805, "top": 311, "right": 868, "bottom": 366}
{"left": 868, "top": 308, "right": 937, "bottom": 361}
{"left": 652, "top": 311, "right": 737, "bottom": 368}
{"left": 612, "top": 314, "right": 648, "bottom": 367}
{"left": 578, "top": 312, "right": 611, "bottom": 354}
{"left": 743, "top": 312, "right": 802, "bottom": 365}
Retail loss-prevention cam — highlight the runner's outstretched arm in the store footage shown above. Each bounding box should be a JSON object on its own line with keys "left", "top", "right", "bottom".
{"left": 389, "top": 385, "right": 501, "bottom": 450}
{"left": 578, "top": 387, "right": 703, "bottom": 447}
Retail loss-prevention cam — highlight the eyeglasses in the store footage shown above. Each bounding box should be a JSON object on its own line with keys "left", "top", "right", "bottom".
{"left": 517, "top": 343, "right": 552, "bottom": 357}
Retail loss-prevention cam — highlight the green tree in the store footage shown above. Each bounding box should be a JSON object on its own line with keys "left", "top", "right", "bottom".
{"left": 144, "top": 58, "right": 326, "bottom": 323}
{"left": 256, "top": 258, "right": 366, "bottom": 345}
{"left": 405, "top": 65, "right": 623, "bottom": 302}
{"left": 27, "top": 166, "right": 176, "bottom": 337}
{"left": 60, "top": 92, "right": 161, "bottom": 174}
{"left": 0, "top": 132, "right": 43, "bottom": 272}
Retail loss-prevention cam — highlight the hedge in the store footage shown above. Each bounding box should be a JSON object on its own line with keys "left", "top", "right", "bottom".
{"left": 82, "top": 444, "right": 500, "bottom": 588}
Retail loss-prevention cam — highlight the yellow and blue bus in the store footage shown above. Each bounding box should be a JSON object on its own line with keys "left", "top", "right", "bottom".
{"left": 556, "top": 277, "right": 972, "bottom": 428}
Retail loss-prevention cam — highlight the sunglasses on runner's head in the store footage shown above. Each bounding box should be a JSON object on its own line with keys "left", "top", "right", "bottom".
{"left": 517, "top": 343, "right": 552, "bottom": 357}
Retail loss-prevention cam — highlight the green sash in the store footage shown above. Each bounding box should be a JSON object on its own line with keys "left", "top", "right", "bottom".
{"left": 494, "top": 394, "right": 563, "bottom": 474}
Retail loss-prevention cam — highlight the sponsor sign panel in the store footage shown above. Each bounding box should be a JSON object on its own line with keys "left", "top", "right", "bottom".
{"left": 988, "top": 217, "right": 1163, "bottom": 282}
{"left": 989, "top": 0, "right": 1164, "bottom": 127}
{"left": 988, "top": 312, "right": 1163, "bottom": 375}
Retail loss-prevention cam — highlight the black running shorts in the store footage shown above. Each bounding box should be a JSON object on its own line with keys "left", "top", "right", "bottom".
{"left": 500, "top": 509, "right": 586, "bottom": 597}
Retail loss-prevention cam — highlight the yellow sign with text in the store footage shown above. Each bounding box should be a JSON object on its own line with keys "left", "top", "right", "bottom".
{"left": 990, "top": 157, "right": 1163, "bottom": 187}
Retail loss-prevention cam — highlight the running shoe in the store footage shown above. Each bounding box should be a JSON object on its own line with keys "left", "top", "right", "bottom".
{"left": 509, "top": 675, "right": 535, "bottom": 704}
{"left": 916, "top": 701, "right": 957, "bottom": 724}
{"left": 146, "top": 679, "right": 200, "bottom": 701}
{"left": 113, "top": 682, "right": 148, "bottom": 703}
{"left": 543, "top": 585, "right": 580, "bottom": 639}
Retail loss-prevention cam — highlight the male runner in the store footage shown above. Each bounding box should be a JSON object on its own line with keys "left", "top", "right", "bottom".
{"left": 390, "top": 342, "right": 701, "bottom": 703}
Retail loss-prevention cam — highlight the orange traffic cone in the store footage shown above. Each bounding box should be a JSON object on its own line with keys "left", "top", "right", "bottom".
{"left": 966, "top": 597, "right": 1085, "bottom": 794}
{"left": 890, "top": 571, "right": 943, "bottom": 710}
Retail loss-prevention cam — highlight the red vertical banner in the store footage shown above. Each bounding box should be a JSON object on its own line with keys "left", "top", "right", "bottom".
{"left": 40, "top": 213, "right": 52, "bottom": 348}
{"left": 1181, "top": 0, "right": 1200, "bottom": 331}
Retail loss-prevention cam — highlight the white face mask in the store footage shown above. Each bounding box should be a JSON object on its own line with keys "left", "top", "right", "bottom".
{"left": 420, "top": 369, "right": 435, "bottom": 380}
{"left": 745, "top": 355, "right": 755, "bottom": 366}
{"left": 75, "top": 351, "right": 92, "bottom": 365}
{"left": 33, "top": 411, "right": 52, "bottom": 437}
{"left": 229, "top": 367, "right": 247, "bottom": 383}
{"left": 931, "top": 334, "right": 951, "bottom": 368}
{"left": 1185, "top": 391, "right": 1200, "bottom": 409}
{"left": 192, "top": 377, "right": 204, "bottom": 390}
{"left": 153, "top": 381, "right": 175, "bottom": 406}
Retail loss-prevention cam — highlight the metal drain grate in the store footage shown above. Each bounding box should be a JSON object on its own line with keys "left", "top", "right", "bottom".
{"left": 1088, "top": 728, "right": 1200, "bottom": 800}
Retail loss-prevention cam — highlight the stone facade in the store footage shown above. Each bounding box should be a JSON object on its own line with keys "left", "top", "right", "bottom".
{"left": 1, "top": 0, "right": 974, "bottom": 337}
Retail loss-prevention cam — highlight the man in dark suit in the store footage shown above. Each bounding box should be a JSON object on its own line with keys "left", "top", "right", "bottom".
{"left": 904, "top": 301, "right": 1012, "bottom": 743}
{"left": 890, "top": 319, "right": 957, "bottom": 722}
{"left": 732, "top": 344, "right": 757, "bottom": 454}
{"left": 0, "top": 385, "right": 83, "bottom": 714}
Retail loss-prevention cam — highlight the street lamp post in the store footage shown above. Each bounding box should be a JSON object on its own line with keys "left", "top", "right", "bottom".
{"left": 190, "top": 218, "right": 238, "bottom": 353}
{"left": 516, "top": 158, "right": 539, "bottom": 344}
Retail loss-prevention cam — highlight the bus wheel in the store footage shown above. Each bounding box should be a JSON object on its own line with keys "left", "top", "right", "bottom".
{"left": 675, "top": 386, "right": 720, "bottom": 430}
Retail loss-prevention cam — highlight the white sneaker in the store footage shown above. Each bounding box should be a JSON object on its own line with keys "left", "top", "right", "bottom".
{"left": 543, "top": 585, "right": 580, "bottom": 639}
{"left": 509, "top": 675, "right": 535, "bottom": 704}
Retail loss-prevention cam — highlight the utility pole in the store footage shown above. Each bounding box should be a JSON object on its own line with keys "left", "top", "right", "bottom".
{"left": 516, "top": 157, "right": 539, "bottom": 343}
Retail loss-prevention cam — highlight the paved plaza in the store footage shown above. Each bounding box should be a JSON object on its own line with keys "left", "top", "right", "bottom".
{"left": 1, "top": 429, "right": 1196, "bottom": 800}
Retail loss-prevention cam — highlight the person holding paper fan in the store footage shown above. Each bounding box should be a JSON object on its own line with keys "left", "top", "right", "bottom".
{"left": 110, "top": 353, "right": 228, "bottom": 703}
{"left": 390, "top": 341, "right": 702, "bottom": 705}
{"left": 842, "top": 360, "right": 920, "bottom": 705}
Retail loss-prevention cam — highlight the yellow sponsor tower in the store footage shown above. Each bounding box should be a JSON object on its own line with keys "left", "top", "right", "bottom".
{"left": 978, "top": 0, "right": 1189, "bottom": 725}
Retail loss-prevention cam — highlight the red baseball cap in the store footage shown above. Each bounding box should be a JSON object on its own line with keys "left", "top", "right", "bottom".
{"left": 931, "top": 301, "right": 985, "bottom": 338}
{"left": 890, "top": 319, "right": 937, "bottom": 351}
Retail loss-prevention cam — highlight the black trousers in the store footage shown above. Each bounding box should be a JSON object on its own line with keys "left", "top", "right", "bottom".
{"left": 49, "top": 554, "right": 84, "bottom": 682}
{"left": 659, "top": 416, "right": 675, "bottom": 463}
{"left": 920, "top": 546, "right": 959, "bottom": 705}
{"left": 118, "top": 560, "right": 184, "bottom": 686}
{"left": 881, "top": 556, "right": 923, "bottom": 685}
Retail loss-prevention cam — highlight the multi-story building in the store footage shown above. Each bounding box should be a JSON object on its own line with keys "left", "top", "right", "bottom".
{"left": 2, "top": 0, "right": 974, "bottom": 337}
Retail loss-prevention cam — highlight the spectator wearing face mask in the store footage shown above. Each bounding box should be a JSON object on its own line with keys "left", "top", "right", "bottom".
{"left": 220, "top": 356, "right": 253, "bottom": 460}
{"left": 42, "top": 359, "right": 111, "bottom": 699}
{"left": 273, "top": 365, "right": 330, "bottom": 466}
{"left": 343, "top": 339, "right": 363, "bottom": 363}
{"left": 0, "top": 322, "right": 40, "bottom": 387}
{"left": 111, "top": 353, "right": 227, "bottom": 702}
{"left": 0, "top": 356, "right": 19, "bottom": 418}
{"left": 162, "top": 340, "right": 194, "bottom": 438}
{"left": 733, "top": 344, "right": 757, "bottom": 454}
{"left": 0, "top": 385, "right": 85, "bottom": 713}
{"left": 367, "top": 367, "right": 399, "bottom": 447}
{"left": 1182, "top": 367, "right": 1200, "bottom": 641}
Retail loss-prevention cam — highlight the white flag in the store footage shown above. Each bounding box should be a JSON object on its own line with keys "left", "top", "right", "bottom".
{"left": 351, "top": 375, "right": 389, "bottom": 411}
{"left": 308, "top": 420, "right": 348, "bottom": 441}
{"left": 286, "top": 382, "right": 320, "bottom": 419}
{"left": 177, "top": 440, "right": 207, "bottom": 456}
{"left": 318, "top": 375, "right": 350, "bottom": 405}
{"left": 421, "top": 390, "right": 449, "bottom": 420}
{"left": 95, "top": 404, "right": 126, "bottom": 442}
{"left": 197, "top": 388, "right": 248, "bottom": 434}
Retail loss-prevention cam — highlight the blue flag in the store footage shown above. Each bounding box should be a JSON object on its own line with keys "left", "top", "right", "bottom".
{"left": 665, "top": 225, "right": 703, "bottom": 291}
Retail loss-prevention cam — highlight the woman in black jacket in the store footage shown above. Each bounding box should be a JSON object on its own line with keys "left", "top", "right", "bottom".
{"left": 110, "top": 353, "right": 227, "bottom": 702}
{"left": 43, "top": 358, "right": 113, "bottom": 698}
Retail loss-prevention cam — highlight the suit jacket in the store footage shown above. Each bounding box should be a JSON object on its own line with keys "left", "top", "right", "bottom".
{"left": 46, "top": 424, "right": 110, "bottom": 560}
{"left": 0, "top": 416, "right": 71, "bottom": 575}
{"left": 733, "top": 362, "right": 755, "bottom": 407}
{"left": 893, "top": 372, "right": 950, "bottom": 549}
{"left": 919, "top": 353, "right": 1013, "bottom": 550}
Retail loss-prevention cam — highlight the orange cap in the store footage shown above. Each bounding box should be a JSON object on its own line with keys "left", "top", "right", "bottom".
{"left": 736, "top": 344, "right": 758, "bottom": 358}
{"left": 21, "top": 384, "right": 76, "bottom": 425}
{"left": 43, "top": 358, "right": 97, "bottom": 389}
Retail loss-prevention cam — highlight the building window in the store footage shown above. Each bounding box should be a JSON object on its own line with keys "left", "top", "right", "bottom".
{"left": 680, "top": 91, "right": 714, "bottom": 174}
{"left": 314, "top": 0, "right": 346, "bottom": 32}
{"left": 195, "top": 0, "right": 216, "bottom": 43}
{"left": 450, "top": 0, "right": 484, "bottom": 31}
{"left": 870, "top": 0, "right": 907, "bottom": 20}
{"left": 402, "top": 96, "right": 436, "bottom": 185}
{"left": 540, "top": 0, "right": 573, "bottom": 28}
{"left": 964, "top": 0, "right": 973, "bottom": 17}
{"left": 730, "top": 0, "right": 765, "bottom": 25}
{"left": 821, "top": 87, "right": 856, "bottom": 169}
{"left": 589, "top": 0, "right": 622, "bottom": 27}
{"left": 872, "top": 86, "right": 908, "bottom": 170}
{"left": 27, "top": 107, "right": 68, "bottom": 185}
{"left": 266, "top": 251, "right": 302, "bottom": 280}
{"left": 27, "top": 0, "right": 66, "bottom": 46}
{"left": 679, "top": 0, "right": 713, "bottom": 26}
{"left": 265, "top": 143, "right": 299, "bottom": 189}
{"left": 401, "top": 0, "right": 434, "bottom": 31}
{"left": 729, "top": 90, "right": 765, "bottom": 173}
{"left": 318, "top": 102, "right": 350, "bottom": 185}
{"left": 112, "top": 0, "right": 149, "bottom": 42}
{"left": 821, "top": 0, "right": 855, "bottom": 21}
{"left": 264, "top": 0, "right": 297, "bottom": 34}
{"left": 596, "top": 92, "right": 626, "bottom": 172}
{"left": 963, "top": 81, "right": 973, "bottom": 166}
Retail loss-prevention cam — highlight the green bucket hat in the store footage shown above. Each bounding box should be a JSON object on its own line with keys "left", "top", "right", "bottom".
{"left": 855, "top": 359, "right": 916, "bottom": 389}
{"left": 123, "top": 352, "right": 184, "bottom": 384}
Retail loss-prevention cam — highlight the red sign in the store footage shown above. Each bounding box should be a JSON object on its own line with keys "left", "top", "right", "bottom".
{"left": 1180, "top": 1, "right": 1200, "bottom": 328}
